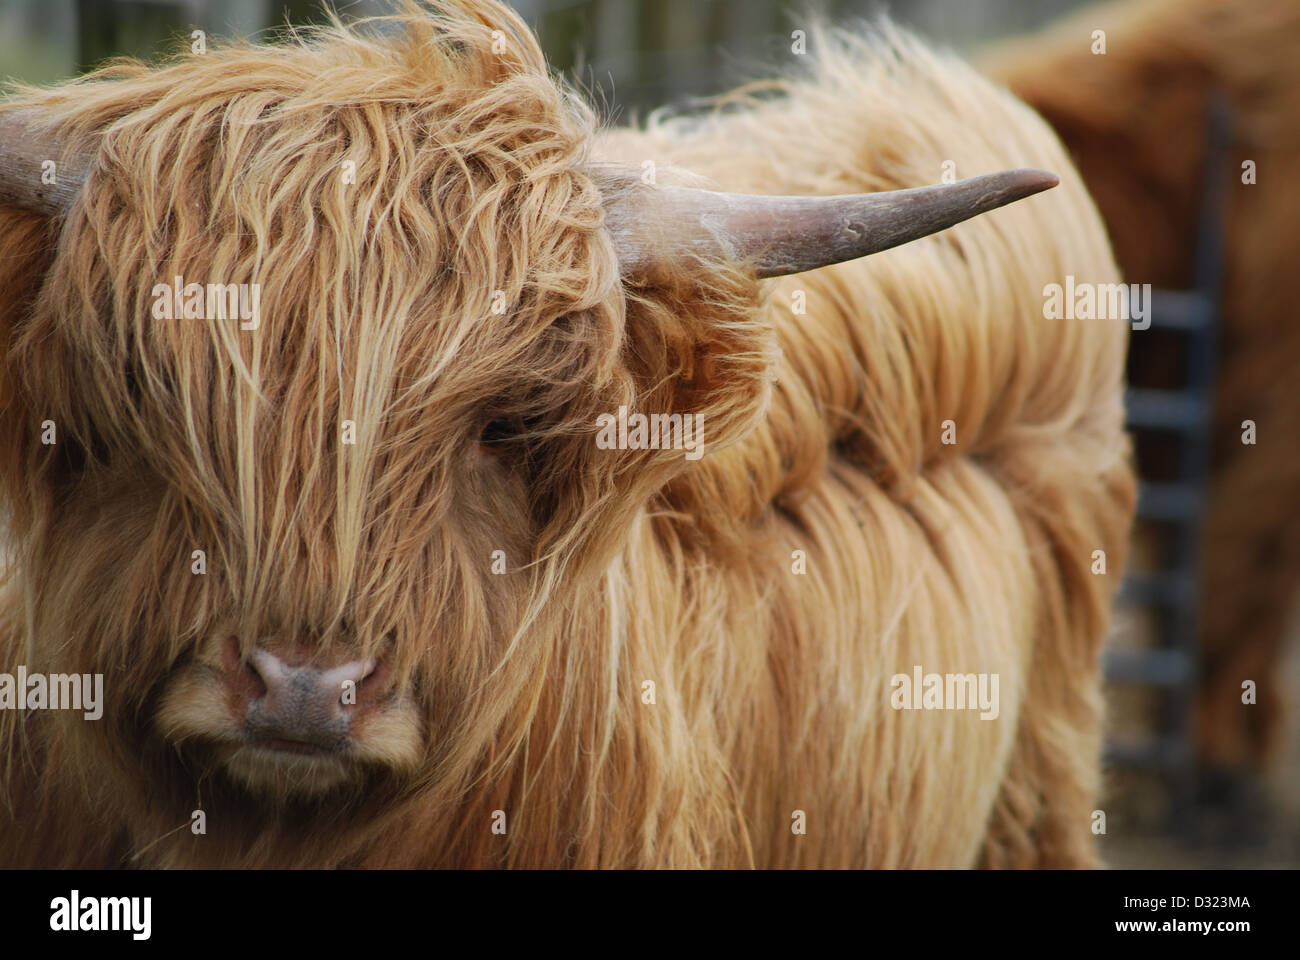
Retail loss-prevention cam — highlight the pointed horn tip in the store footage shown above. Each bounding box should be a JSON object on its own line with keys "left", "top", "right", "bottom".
{"left": 1001, "top": 168, "right": 1060, "bottom": 196}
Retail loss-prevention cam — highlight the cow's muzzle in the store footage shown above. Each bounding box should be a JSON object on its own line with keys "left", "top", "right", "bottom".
{"left": 234, "top": 644, "right": 388, "bottom": 753}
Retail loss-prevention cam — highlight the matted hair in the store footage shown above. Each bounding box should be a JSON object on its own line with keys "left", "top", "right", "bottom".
{"left": 0, "top": 1, "right": 1133, "bottom": 867}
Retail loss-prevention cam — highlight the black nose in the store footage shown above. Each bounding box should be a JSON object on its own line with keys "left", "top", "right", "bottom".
{"left": 242, "top": 647, "right": 377, "bottom": 751}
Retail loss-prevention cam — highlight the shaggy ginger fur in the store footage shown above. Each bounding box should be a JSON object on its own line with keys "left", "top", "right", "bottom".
{"left": 0, "top": 1, "right": 1133, "bottom": 867}
{"left": 987, "top": 0, "right": 1300, "bottom": 776}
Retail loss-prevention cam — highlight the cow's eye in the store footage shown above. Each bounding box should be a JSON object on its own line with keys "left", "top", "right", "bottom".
{"left": 479, "top": 417, "right": 516, "bottom": 447}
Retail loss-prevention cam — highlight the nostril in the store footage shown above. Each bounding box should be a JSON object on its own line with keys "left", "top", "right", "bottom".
{"left": 248, "top": 647, "right": 291, "bottom": 692}
{"left": 351, "top": 659, "right": 390, "bottom": 706}
{"left": 322, "top": 657, "right": 381, "bottom": 710}
{"left": 221, "top": 636, "right": 267, "bottom": 699}
{"left": 244, "top": 659, "right": 268, "bottom": 699}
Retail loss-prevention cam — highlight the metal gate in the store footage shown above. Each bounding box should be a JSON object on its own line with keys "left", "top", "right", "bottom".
{"left": 1106, "top": 97, "right": 1231, "bottom": 829}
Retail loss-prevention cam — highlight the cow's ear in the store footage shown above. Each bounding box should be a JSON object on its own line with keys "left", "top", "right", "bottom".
{"left": 619, "top": 266, "right": 774, "bottom": 462}
{"left": 0, "top": 207, "right": 63, "bottom": 492}
{"left": 524, "top": 264, "right": 774, "bottom": 578}
{"left": 0, "top": 207, "right": 59, "bottom": 371}
{"left": 0, "top": 109, "right": 88, "bottom": 440}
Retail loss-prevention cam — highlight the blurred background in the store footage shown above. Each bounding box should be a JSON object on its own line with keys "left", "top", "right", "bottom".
{"left": 1, "top": 0, "right": 1295, "bottom": 868}
{"left": 1, "top": 0, "right": 1094, "bottom": 105}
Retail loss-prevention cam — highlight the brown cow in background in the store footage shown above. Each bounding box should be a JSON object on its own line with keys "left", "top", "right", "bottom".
{"left": 987, "top": 0, "right": 1300, "bottom": 796}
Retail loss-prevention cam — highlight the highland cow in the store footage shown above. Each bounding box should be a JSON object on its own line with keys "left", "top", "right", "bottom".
{"left": 987, "top": 0, "right": 1300, "bottom": 783}
{"left": 0, "top": 1, "right": 1134, "bottom": 868}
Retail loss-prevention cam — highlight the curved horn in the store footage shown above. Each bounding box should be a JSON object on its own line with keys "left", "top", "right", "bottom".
{"left": 0, "top": 110, "right": 92, "bottom": 216}
{"left": 605, "top": 168, "right": 1060, "bottom": 279}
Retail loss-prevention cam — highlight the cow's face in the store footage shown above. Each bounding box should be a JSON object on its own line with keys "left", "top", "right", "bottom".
{"left": 134, "top": 118, "right": 642, "bottom": 801}
{"left": 0, "top": 1, "right": 1056, "bottom": 808}
{"left": 0, "top": 9, "right": 650, "bottom": 804}
{"left": 50, "top": 120, "right": 628, "bottom": 801}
